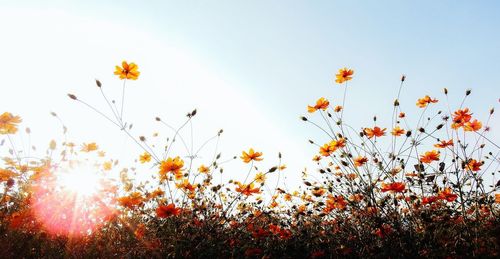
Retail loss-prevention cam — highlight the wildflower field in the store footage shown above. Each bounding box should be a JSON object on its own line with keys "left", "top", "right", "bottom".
{"left": 0, "top": 63, "right": 499, "bottom": 258}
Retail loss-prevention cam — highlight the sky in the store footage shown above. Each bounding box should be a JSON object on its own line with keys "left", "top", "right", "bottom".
{"left": 1, "top": 1, "right": 499, "bottom": 188}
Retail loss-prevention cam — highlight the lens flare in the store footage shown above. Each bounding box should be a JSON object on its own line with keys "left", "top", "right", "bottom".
{"left": 58, "top": 165, "right": 100, "bottom": 196}
{"left": 30, "top": 161, "right": 117, "bottom": 237}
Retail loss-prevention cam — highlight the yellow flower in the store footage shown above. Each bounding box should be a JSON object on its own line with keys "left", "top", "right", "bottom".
{"left": 159, "top": 156, "right": 184, "bottom": 180}
{"left": 103, "top": 161, "right": 112, "bottom": 171}
{"left": 139, "top": 152, "right": 152, "bottom": 163}
{"left": 335, "top": 67, "right": 354, "bottom": 84}
{"left": 198, "top": 164, "right": 209, "bottom": 173}
{"left": 81, "top": 142, "right": 98, "bottom": 152}
{"left": 255, "top": 172, "right": 266, "bottom": 183}
{"left": 391, "top": 126, "right": 405, "bottom": 136}
{"left": 0, "top": 112, "right": 22, "bottom": 135}
{"left": 114, "top": 61, "right": 140, "bottom": 80}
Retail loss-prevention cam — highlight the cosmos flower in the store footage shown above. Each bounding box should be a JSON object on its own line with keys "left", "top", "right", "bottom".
{"left": 420, "top": 150, "right": 440, "bottom": 164}
{"left": 307, "top": 97, "right": 330, "bottom": 113}
{"left": 335, "top": 67, "right": 354, "bottom": 84}
{"left": 156, "top": 203, "right": 181, "bottom": 218}
{"left": 240, "top": 148, "right": 263, "bottom": 163}
{"left": 364, "top": 126, "right": 386, "bottom": 139}
{"left": 114, "top": 61, "right": 140, "bottom": 80}
{"left": 0, "top": 112, "right": 22, "bottom": 135}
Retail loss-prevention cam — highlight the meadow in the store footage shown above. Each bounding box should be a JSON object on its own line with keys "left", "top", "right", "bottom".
{"left": 0, "top": 62, "right": 499, "bottom": 258}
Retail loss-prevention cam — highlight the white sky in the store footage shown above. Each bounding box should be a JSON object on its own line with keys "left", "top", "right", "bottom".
{"left": 1, "top": 2, "right": 499, "bottom": 192}
{"left": 0, "top": 7, "right": 309, "bottom": 189}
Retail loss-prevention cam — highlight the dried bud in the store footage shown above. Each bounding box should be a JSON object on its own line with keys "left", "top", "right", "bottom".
{"left": 68, "top": 94, "right": 77, "bottom": 100}
{"left": 308, "top": 139, "right": 314, "bottom": 144}
{"left": 401, "top": 74, "right": 406, "bottom": 82}
{"left": 436, "top": 124, "right": 444, "bottom": 130}
{"left": 466, "top": 89, "right": 471, "bottom": 96}
{"left": 155, "top": 117, "right": 161, "bottom": 121}
{"left": 443, "top": 88, "right": 448, "bottom": 95}
{"left": 490, "top": 108, "right": 494, "bottom": 115}
{"left": 139, "top": 136, "right": 146, "bottom": 142}
{"left": 406, "top": 130, "right": 412, "bottom": 137}
{"left": 218, "top": 129, "right": 224, "bottom": 135}
{"left": 394, "top": 99, "right": 400, "bottom": 106}
{"left": 191, "top": 109, "right": 197, "bottom": 117}
{"left": 418, "top": 127, "right": 425, "bottom": 133}
{"left": 300, "top": 116, "right": 308, "bottom": 121}
{"left": 95, "top": 79, "right": 102, "bottom": 88}
{"left": 373, "top": 116, "right": 377, "bottom": 122}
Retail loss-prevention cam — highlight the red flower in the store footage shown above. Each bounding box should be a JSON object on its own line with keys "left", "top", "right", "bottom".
{"left": 381, "top": 182, "right": 405, "bottom": 193}
{"left": 156, "top": 203, "right": 181, "bottom": 218}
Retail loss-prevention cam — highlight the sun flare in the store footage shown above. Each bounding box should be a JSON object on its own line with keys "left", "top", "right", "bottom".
{"left": 57, "top": 164, "right": 101, "bottom": 197}
{"left": 30, "top": 161, "right": 117, "bottom": 236}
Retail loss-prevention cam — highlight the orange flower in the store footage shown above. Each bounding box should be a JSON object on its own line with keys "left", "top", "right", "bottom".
{"left": 391, "top": 126, "right": 405, "bottom": 136}
{"left": 147, "top": 189, "right": 165, "bottom": 199}
{"left": 114, "top": 61, "right": 140, "bottom": 80}
{"left": 139, "top": 152, "right": 151, "bottom": 163}
{"left": 438, "top": 188, "right": 457, "bottom": 202}
{"left": 235, "top": 182, "right": 260, "bottom": 196}
{"left": 134, "top": 224, "right": 146, "bottom": 239}
{"left": 416, "top": 95, "right": 438, "bottom": 108}
{"left": 463, "top": 119, "right": 482, "bottom": 132}
{"left": 398, "top": 112, "right": 406, "bottom": 118}
{"left": 118, "top": 192, "right": 144, "bottom": 209}
{"left": 325, "top": 195, "right": 347, "bottom": 211}
{"left": 466, "top": 159, "right": 482, "bottom": 171}
{"left": 198, "top": 164, "right": 209, "bottom": 173}
{"left": 156, "top": 203, "right": 181, "bottom": 218}
{"left": 81, "top": 142, "right": 98, "bottom": 152}
{"left": 495, "top": 193, "right": 500, "bottom": 204}
{"left": 420, "top": 150, "right": 440, "bottom": 164}
{"left": 0, "top": 112, "right": 22, "bottom": 134}
{"left": 0, "top": 169, "right": 17, "bottom": 182}
{"left": 176, "top": 179, "right": 195, "bottom": 192}
{"left": 381, "top": 182, "right": 405, "bottom": 193}
{"left": 335, "top": 67, "right": 354, "bottom": 84}
{"left": 364, "top": 126, "right": 386, "bottom": 139}
{"left": 422, "top": 196, "right": 439, "bottom": 205}
{"left": 452, "top": 108, "right": 472, "bottom": 125}
{"left": 254, "top": 172, "right": 266, "bottom": 183}
{"left": 312, "top": 187, "right": 326, "bottom": 197}
{"left": 434, "top": 139, "right": 453, "bottom": 148}
{"left": 240, "top": 148, "right": 263, "bottom": 163}
{"left": 334, "top": 105, "right": 343, "bottom": 112}
{"left": 319, "top": 139, "right": 345, "bottom": 156}
{"left": 312, "top": 155, "right": 322, "bottom": 162}
{"left": 159, "top": 156, "right": 184, "bottom": 179}
{"left": 354, "top": 156, "right": 368, "bottom": 167}
{"left": 307, "top": 97, "right": 330, "bottom": 113}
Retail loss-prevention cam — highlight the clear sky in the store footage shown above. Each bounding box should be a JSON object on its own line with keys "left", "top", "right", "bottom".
{"left": 1, "top": 1, "right": 499, "bottom": 188}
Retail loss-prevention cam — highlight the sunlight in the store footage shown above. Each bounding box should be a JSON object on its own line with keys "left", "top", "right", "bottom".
{"left": 57, "top": 164, "right": 101, "bottom": 197}
{"left": 30, "top": 161, "right": 117, "bottom": 237}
